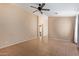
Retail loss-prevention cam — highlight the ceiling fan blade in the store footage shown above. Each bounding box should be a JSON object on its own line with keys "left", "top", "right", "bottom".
{"left": 42, "top": 9, "right": 50, "bottom": 11}
{"left": 30, "top": 6, "right": 37, "bottom": 9}
{"left": 40, "top": 11, "right": 43, "bottom": 14}
{"left": 41, "top": 3, "right": 45, "bottom": 8}
{"left": 33, "top": 10, "right": 38, "bottom": 13}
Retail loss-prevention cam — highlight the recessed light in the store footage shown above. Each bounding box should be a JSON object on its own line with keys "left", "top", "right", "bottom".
{"left": 54, "top": 12, "right": 58, "bottom": 14}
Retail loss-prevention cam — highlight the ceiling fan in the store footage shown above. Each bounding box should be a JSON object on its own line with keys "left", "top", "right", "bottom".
{"left": 30, "top": 3, "right": 50, "bottom": 14}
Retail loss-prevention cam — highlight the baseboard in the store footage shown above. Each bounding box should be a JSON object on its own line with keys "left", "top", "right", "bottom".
{"left": 0, "top": 37, "right": 37, "bottom": 49}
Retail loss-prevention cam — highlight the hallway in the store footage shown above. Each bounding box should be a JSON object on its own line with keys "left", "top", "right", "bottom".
{"left": 0, "top": 39, "right": 78, "bottom": 56}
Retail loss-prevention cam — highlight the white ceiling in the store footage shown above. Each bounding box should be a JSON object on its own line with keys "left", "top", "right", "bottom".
{"left": 16, "top": 3, "right": 79, "bottom": 16}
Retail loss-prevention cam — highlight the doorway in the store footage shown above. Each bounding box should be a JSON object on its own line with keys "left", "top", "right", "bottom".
{"left": 37, "top": 15, "right": 48, "bottom": 43}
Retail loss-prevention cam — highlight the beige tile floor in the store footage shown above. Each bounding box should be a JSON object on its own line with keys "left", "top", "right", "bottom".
{"left": 0, "top": 38, "right": 79, "bottom": 56}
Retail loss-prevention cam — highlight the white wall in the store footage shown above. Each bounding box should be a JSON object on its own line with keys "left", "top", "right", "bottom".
{"left": 48, "top": 16, "right": 75, "bottom": 42}
{"left": 0, "top": 4, "right": 37, "bottom": 48}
